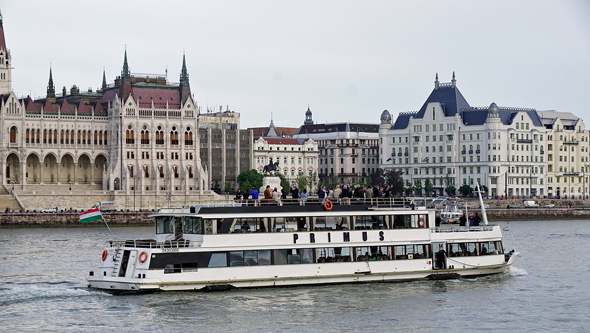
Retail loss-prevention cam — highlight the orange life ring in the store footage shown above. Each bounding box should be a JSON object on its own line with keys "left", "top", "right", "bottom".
{"left": 419, "top": 218, "right": 424, "bottom": 228}
{"left": 139, "top": 251, "right": 148, "bottom": 264}
{"left": 324, "top": 200, "right": 333, "bottom": 211}
{"left": 102, "top": 249, "right": 108, "bottom": 261}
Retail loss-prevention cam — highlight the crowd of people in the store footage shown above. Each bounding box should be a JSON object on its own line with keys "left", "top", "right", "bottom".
{"left": 233, "top": 183, "right": 396, "bottom": 205}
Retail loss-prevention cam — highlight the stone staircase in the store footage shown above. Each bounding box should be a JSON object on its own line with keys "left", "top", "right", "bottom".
{"left": 0, "top": 186, "right": 23, "bottom": 212}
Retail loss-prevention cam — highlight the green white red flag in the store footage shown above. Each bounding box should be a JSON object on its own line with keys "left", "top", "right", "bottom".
{"left": 79, "top": 208, "right": 103, "bottom": 223}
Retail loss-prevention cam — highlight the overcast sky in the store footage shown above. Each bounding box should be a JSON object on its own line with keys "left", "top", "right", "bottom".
{"left": 3, "top": 0, "right": 590, "bottom": 129}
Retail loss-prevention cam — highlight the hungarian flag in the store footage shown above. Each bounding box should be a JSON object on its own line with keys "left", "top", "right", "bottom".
{"left": 503, "top": 226, "right": 510, "bottom": 231}
{"left": 79, "top": 208, "right": 103, "bottom": 223}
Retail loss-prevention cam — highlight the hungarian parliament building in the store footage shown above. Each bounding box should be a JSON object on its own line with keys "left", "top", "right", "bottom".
{"left": 0, "top": 15, "right": 207, "bottom": 194}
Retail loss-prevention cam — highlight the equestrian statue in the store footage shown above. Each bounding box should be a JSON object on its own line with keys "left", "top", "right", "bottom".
{"left": 263, "top": 158, "right": 280, "bottom": 174}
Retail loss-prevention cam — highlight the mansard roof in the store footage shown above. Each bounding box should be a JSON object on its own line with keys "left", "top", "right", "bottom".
{"left": 294, "top": 123, "right": 379, "bottom": 135}
{"left": 415, "top": 84, "right": 470, "bottom": 118}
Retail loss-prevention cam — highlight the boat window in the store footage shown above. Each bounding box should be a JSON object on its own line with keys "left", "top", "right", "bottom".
{"left": 448, "top": 242, "right": 478, "bottom": 257}
{"left": 479, "top": 242, "right": 498, "bottom": 255}
{"left": 273, "top": 249, "right": 289, "bottom": 265}
{"left": 317, "top": 247, "right": 351, "bottom": 262}
{"left": 356, "top": 246, "right": 389, "bottom": 261}
{"left": 288, "top": 249, "right": 313, "bottom": 264}
{"left": 393, "top": 215, "right": 411, "bottom": 228}
{"left": 208, "top": 253, "right": 227, "bottom": 267}
{"left": 314, "top": 216, "right": 339, "bottom": 231}
{"left": 273, "top": 217, "right": 299, "bottom": 232}
{"left": 496, "top": 241, "right": 504, "bottom": 254}
{"left": 393, "top": 245, "right": 428, "bottom": 259}
{"left": 354, "top": 216, "right": 373, "bottom": 229}
{"left": 182, "top": 216, "right": 202, "bottom": 234}
{"left": 229, "top": 250, "right": 272, "bottom": 266}
{"left": 234, "top": 218, "right": 265, "bottom": 233}
{"left": 392, "top": 214, "right": 427, "bottom": 228}
{"left": 229, "top": 251, "right": 244, "bottom": 266}
{"left": 156, "top": 216, "right": 174, "bottom": 234}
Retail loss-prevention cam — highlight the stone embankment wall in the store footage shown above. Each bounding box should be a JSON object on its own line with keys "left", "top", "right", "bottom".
{"left": 485, "top": 208, "right": 590, "bottom": 221}
{"left": 0, "top": 212, "right": 153, "bottom": 227}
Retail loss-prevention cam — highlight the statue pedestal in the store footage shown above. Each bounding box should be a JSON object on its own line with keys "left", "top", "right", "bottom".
{"left": 261, "top": 176, "right": 282, "bottom": 194}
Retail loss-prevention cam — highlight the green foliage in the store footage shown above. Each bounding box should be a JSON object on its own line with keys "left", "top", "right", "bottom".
{"left": 370, "top": 169, "right": 386, "bottom": 188}
{"left": 460, "top": 184, "right": 473, "bottom": 197}
{"left": 445, "top": 185, "right": 456, "bottom": 196}
{"left": 424, "top": 178, "right": 433, "bottom": 196}
{"left": 225, "top": 181, "right": 234, "bottom": 194}
{"left": 414, "top": 179, "right": 422, "bottom": 195}
{"left": 404, "top": 180, "right": 413, "bottom": 196}
{"left": 276, "top": 173, "right": 290, "bottom": 191}
{"left": 213, "top": 181, "right": 221, "bottom": 194}
{"left": 307, "top": 171, "right": 319, "bottom": 193}
{"left": 237, "top": 169, "right": 264, "bottom": 191}
{"left": 295, "top": 171, "right": 308, "bottom": 192}
{"left": 387, "top": 170, "right": 405, "bottom": 195}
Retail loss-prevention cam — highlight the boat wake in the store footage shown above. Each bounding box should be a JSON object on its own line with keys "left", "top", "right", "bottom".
{"left": 507, "top": 266, "right": 528, "bottom": 276}
{"left": 0, "top": 284, "right": 109, "bottom": 306}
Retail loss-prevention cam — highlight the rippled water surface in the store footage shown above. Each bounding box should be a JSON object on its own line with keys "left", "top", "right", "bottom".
{"left": 1, "top": 220, "right": 589, "bottom": 332}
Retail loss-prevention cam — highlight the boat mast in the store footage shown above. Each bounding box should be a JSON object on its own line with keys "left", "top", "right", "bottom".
{"left": 476, "top": 182, "right": 488, "bottom": 225}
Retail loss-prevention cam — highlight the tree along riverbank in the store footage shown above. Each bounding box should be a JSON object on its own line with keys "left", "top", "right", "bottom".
{"left": 1, "top": 207, "right": 589, "bottom": 227}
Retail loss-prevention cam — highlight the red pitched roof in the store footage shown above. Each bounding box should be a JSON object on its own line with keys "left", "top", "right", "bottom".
{"left": 132, "top": 87, "right": 180, "bottom": 109}
{"left": 60, "top": 100, "right": 74, "bottom": 114}
{"left": 249, "top": 126, "right": 298, "bottom": 137}
{"left": 77, "top": 101, "right": 92, "bottom": 114}
{"left": 258, "top": 138, "right": 301, "bottom": 145}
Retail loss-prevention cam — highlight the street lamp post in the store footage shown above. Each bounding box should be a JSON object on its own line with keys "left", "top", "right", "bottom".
{"left": 11, "top": 179, "right": 15, "bottom": 213}
{"left": 69, "top": 179, "right": 72, "bottom": 191}
{"left": 133, "top": 176, "right": 137, "bottom": 212}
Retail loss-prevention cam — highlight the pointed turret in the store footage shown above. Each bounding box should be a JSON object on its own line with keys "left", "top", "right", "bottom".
{"left": 0, "top": 10, "right": 12, "bottom": 94}
{"left": 434, "top": 73, "right": 439, "bottom": 89}
{"left": 121, "top": 48, "right": 130, "bottom": 80}
{"left": 451, "top": 71, "right": 456, "bottom": 88}
{"left": 178, "top": 52, "right": 192, "bottom": 105}
{"left": 101, "top": 68, "right": 107, "bottom": 91}
{"left": 304, "top": 105, "right": 313, "bottom": 125}
{"left": 119, "top": 49, "right": 132, "bottom": 101}
{"left": 47, "top": 66, "right": 56, "bottom": 101}
{"left": 267, "top": 113, "right": 277, "bottom": 137}
{"left": 0, "top": 10, "right": 6, "bottom": 52}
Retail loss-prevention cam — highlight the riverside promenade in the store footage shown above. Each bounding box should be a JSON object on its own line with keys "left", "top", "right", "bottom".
{"left": 1, "top": 207, "right": 589, "bottom": 227}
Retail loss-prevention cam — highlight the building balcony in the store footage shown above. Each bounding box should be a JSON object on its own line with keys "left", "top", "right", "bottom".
{"left": 476, "top": 150, "right": 480, "bottom": 154}
{"left": 563, "top": 139, "right": 579, "bottom": 145}
{"left": 398, "top": 153, "right": 402, "bottom": 156}
{"left": 469, "top": 150, "right": 473, "bottom": 154}
{"left": 564, "top": 172, "right": 579, "bottom": 176}
{"left": 517, "top": 139, "right": 533, "bottom": 144}
{"left": 404, "top": 152, "right": 409, "bottom": 156}
{"left": 461, "top": 151, "right": 466, "bottom": 155}
{"left": 540, "top": 150, "right": 545, "bottom": 155}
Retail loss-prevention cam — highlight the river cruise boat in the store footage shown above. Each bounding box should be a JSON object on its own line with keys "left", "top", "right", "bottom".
{"left": 440, "top": 201, "right": 462, "bottom": 223}
{"left": 88, "top": 197, "right": 518, "bottom": 293}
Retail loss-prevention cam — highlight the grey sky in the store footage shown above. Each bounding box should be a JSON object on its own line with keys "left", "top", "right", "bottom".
{"left": 3, "top": 0, "right": 590, "bottom": 129}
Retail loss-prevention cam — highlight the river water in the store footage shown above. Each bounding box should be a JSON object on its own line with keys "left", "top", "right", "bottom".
{"left": 1, "top": 220, "right": 589, "bottom": 332}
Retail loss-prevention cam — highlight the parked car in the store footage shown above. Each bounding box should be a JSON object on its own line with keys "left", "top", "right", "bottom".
{"left": 479, "top": 204, "right": 490, "bottom": 209}
{"left": 41, "top": 207, "right": 58, "bottom": 213}
{"left": 544, "top": 203, "right": 555, "bottom": 208}
{"left": 509, "top": 203, "right": 521, "bottom": 208}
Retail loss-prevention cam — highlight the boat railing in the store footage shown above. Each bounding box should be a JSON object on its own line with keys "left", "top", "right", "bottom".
{"left": 109, "top": 239, "right": 195, "bottom": 249}
{"left": 233, "top": 197, "right": 414, "bottom": 209}
{"left": 432, "top": 226, "right": 495, "bottom": 233}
